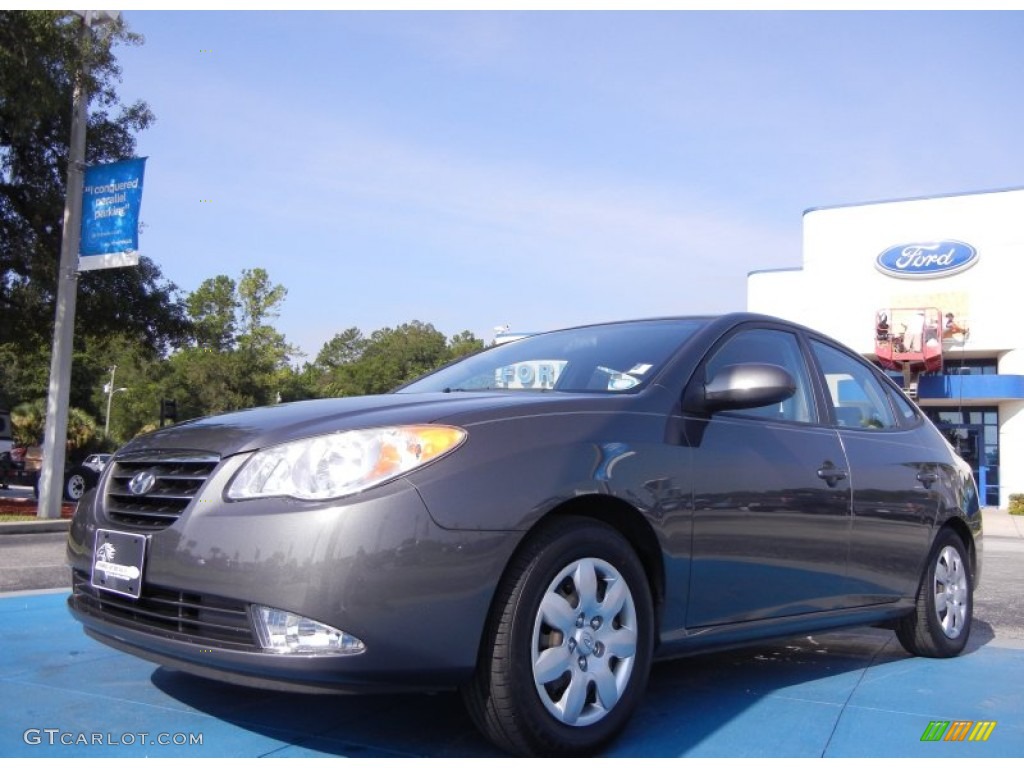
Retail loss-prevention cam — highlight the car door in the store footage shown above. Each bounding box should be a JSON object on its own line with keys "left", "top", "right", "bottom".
{"left": 807, "top": 338, "right": 936, "bottom": 603}
{"left": 685, "top": 326, "right": 853, "bottom": 627}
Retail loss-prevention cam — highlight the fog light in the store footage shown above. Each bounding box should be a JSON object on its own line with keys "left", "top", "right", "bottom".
{"left": 253, "top": 606, "right": 366, "bottom": 655}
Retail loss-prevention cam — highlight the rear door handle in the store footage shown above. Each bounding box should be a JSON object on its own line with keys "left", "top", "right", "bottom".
{"left": 817, "top": 463, "right": 848, "bottom": 488}
{"left": 917, "top": 471, "right": 939, "bottom": 488}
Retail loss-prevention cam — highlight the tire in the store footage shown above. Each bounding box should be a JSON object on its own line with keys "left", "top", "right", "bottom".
{"left": 896, "top": 527, "right": 973, "bottom": 657}
{"left": 63, "top": 466, "right": 97, "bottom": 502}
{"left": 462, "top": 516, "right": 654, "bottom": 757}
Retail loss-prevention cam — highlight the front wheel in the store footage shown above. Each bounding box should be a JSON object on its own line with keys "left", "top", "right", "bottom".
{"left": 896, "top": 527, "right": 973, "bottom": 657}
{"left": 463, "top": 516, "right": 654, "bottom": 756}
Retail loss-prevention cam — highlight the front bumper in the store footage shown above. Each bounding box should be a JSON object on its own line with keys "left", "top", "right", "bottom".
{"left": 67, "top": 461, "right": 520, "bottom": 693}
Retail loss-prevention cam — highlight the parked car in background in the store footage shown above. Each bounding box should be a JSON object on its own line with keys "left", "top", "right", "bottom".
{"left": 1, "top": 444, "right": 100, "bottom": 501}
{"left": 82, "top": 454, "right": 112, "bottom": 474}
{"left": 67, "top": 313, "right": 981, "bottom": 756}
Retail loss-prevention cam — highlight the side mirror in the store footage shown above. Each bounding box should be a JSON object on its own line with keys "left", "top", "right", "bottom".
{"left": 687, "top": 363, "right": 797, "bottom": 413}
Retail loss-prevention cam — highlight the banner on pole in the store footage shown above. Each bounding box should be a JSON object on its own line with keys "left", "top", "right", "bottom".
{"left": 79, "top": 157, "right": 146, "bottom": 271}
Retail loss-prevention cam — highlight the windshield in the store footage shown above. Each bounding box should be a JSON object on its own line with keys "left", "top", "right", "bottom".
{"left": 399, "top": 319, "right": 706, "bottom": 394}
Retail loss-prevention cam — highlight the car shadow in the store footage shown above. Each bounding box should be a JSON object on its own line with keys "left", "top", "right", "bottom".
{"left": 150, "top": 668, "right": 502, "bottom": 757}
{"left": 150, "top": 620, "right": 999, "bottom": 757}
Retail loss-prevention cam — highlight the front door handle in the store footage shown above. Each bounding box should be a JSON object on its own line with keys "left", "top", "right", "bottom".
{"left": 817, "top": 462, "right": 848, "bottom": 488}
{"left": 917, "top": 471, "right": 939, "bottom": 489}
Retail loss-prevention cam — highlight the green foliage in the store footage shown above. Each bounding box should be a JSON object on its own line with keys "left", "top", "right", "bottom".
{"left": 163, "top": 269, "right": 297, "bottom": 419}
{"left": 1009, "top": 494, "right": 1024, "bottom": 516}
{"left": 315, "top": 327, "right": 366, "bottom": 369}
{"left": 447, "top": 330, "right": 485, "bottom": 361}
{"left": 10, "top": 398, "right": 97, "bottom": 454}
{"left": 0, "top": 343, "right": 49, "bottom": 408}
{"left": 187, "top": 275, "right": 238, "bottom": 351}
{"left": 1, "top": 10, "right": 189, "bottom": 430}
{"left": 0, "top": 13, "right": 495, "bottom": 443}
{"left": 87, "top": 334, "right": 170, "bottom": 444}
{"left": 1, "top": 12, "right": 188, "bottom": 355}
{"left": 166, "top": 348, "right": 257, "bottom": 419}
{"left": 11, "top": 401, "right": 45, "bottom": 446}
{"left": 307, "top": 322, "right": 484, "bottom": 398}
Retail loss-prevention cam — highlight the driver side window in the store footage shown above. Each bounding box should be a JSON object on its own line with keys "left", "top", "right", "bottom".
{"left": 704, "top": 329, "right": 814, "bottom": 423}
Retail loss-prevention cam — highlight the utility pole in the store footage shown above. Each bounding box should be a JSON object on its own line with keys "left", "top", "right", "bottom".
{"left": 37, "top": 11, "right": 120, "bottom": 518}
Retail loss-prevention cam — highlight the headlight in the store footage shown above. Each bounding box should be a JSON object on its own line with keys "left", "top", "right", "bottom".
{"left": 226, "top": 425, "right": 466, "bottom": 501}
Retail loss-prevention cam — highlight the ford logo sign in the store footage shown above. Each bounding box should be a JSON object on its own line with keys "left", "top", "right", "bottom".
{"left": 875, "top": 240, "right": 978, "bottom": 279}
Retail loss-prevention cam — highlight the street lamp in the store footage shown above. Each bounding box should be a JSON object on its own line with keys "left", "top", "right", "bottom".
{"left": 104, "top": 389, "right": 128, "bottom": 438}
{"left": 105, "top": 387, "right": 127, "bottom": 438}
{"left": 103, "top": 365, "right": 128, "bottom": 438}
{"left": 37, "top": 10, "right": 121, "bottom": 519}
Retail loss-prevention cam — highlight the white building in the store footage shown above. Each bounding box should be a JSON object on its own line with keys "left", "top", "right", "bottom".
{"left": 749, "top": 187, "right": 1024, "bottom": 508}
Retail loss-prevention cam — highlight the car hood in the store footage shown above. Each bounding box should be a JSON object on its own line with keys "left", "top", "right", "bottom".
{"left": 116, "top": 391, "right": 621, "bottom": 459}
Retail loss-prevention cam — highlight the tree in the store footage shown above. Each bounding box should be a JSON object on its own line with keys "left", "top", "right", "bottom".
{"left": 446, "top": 330, "right": 485, "bottom": 362}
{"left": 353, "top": 321, "right": 449, "bottom": 394}
{"left": 308, "top": 321, "right": 485, "bottom": 397}
{"left": 309, "top": 327, "right": 367, "bottom": 397}
{"left": 0, "top": 11, "right": 189, "bottom": 411}
{"left": 187, "top": 275, "right": 238, "bottom": 351}
{"left": 166, "top": 268, "right": 296, "bottom": 418}
{"left": 314, "top": 327, "right": 366, "bottom": 369}
{"left": 11, "top": 398, "right": 97, "bottom": 455}
{"left": 237, "top": 268, "right": 294, "bottom": 363}
{"left": 237, "top": 268, "right": 286, "bottom": 343}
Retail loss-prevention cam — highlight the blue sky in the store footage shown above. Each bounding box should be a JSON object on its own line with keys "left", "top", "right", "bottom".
{"left": 110, "top": 8, "right": 1024, "bottom": 361}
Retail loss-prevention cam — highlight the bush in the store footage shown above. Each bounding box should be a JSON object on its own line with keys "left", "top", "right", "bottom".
{"left": 1009, "top": 494, "right": 1024, "bottom": 516}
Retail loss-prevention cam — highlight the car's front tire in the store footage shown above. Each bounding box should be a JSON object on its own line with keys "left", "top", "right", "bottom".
{"left": 463, "top": 516, "right": 653, "bottom": 756}
{"left": 896, "top": 527, "right": 973, "bottom": 657}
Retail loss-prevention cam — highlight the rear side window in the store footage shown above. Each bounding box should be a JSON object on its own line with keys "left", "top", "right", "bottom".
{"left": 887, "top": 382, "right": 920, "bottom": 423}
{"left": 810, "top": 340, "right": 897, "bottom": 430}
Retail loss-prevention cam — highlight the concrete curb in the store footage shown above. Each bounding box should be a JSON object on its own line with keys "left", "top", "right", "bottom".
{"left": 0, "top": 519, "right": 71, "bottom": 535}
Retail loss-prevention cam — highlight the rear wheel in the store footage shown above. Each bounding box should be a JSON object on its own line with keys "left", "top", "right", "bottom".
{"left": 896, "top": 527, "right": 973, "bottom": 657}
{"left": 63, "top": 466, "right": 97, "bottom": 502}
{"left": 463, "top": 516, "right": 653, "bottom": 756}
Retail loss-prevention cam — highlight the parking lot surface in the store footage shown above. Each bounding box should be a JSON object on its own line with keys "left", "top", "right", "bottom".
{"left": 1, "top": 509, "right": 1022, "bottom": 759}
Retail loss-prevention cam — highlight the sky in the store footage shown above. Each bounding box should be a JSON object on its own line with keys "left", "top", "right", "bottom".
{"left": 102, "top": 6, "right": 1024, "bottom": 361}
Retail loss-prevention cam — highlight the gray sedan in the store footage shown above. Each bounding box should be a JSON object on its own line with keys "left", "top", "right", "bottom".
{"left": 67, "top": 313, "right": 981, "bottom": 756}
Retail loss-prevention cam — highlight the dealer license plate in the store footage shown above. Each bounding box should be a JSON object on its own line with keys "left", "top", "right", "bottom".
{"left": 91, "top": 529, "right": 146, "bottom": 599}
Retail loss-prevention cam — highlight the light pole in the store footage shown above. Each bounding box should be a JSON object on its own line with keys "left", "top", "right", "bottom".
{"left": 104, "top": 366, "right": 127, "bottom": 438}
{"left": 37, "top": 11, "right": 120, "bottom": 519}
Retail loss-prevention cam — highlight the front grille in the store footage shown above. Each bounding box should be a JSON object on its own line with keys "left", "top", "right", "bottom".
{"left": 72, "top": 570, "right": 257, "bottom": 650}
{"left": 105, "top": 451, "right": 220, "bottom": 530}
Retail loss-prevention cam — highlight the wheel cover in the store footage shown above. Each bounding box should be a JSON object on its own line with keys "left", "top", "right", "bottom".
{"left": 67, "top": 475, "right": 86, "bottom": 500}
{"left": 933, "top": 545, "right": 968, "bottom": 639}
{"left": 531, "top": 557, "right": 638, "bottom": 728}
